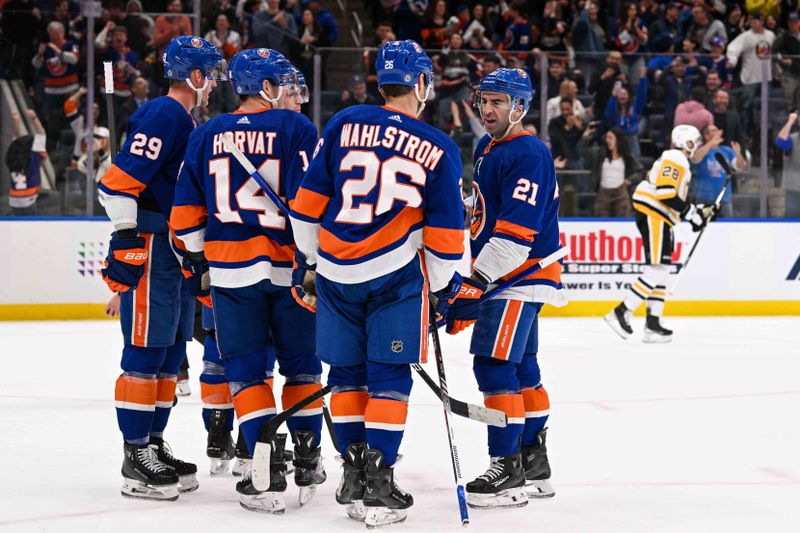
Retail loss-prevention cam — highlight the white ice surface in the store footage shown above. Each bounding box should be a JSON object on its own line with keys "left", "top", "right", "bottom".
{"left": 0, "top": 317, "right": 799, "bottom": 532}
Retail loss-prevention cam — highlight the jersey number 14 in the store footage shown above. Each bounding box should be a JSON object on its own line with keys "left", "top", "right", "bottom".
{"left": 210, "top": 157, "right": 285, "bottom": 229}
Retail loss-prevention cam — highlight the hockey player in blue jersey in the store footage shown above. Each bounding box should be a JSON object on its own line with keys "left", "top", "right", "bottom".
{"left": 170, "top": 48, "right": 323, "bottom": 514}
{"left": 98, "top": 35, "right": 223, "bottom": 501}
{"left": 445, "top": 68, "right": 565, "bottom": 509}
{"left": 290, "top": 40, "right": 465, "bottom": 527}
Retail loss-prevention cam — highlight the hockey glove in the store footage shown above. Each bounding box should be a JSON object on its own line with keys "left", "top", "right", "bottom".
{"left": 432, "top": 272, "right": 463, "bottom": 319}
{"left": 292, "top": 250, "right": 317, "bottom": 313}
{"left": 445, "top": 274, "right": 488, "bottom": 335}
{"left": 683, "top": 203, "right": 717, "bottom": 232}
{"left": 182, "top": 251, "right": 212, "bottom": 308}
{"left": 101, "top": 229, "right": 148, "bottom": 293}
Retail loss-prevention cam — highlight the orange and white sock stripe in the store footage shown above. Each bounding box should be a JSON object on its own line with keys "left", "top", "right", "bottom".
{"left": 364, "top": 398, "right": 408, "bottom": 432}
{"left": 521, "top": 386, "right": 550, "bottom": 420}
{"left": 155, "top": 375, "right": 177, "bottom": 409}
{"left": 330, "top": 389, "right": 369, "bottom": 424}
{"left": 232, "top": 384, "right": 276, "bottom": 424}
{"left": 485, "top": 392, "right": 525, "bottom": 425}
{"left": 492, "top": 300, "right": 524, "bottom": 361}
{"left": 282, "top": 383, "right": 324, "bottom": 417}
{"left": 115, "top": 373, "right": 157, "bottom": 412}
{"left": 131, "top": 233, "right": 154, "bottom": 347}
{"left": 201, "top": 381, "right": 233, "bottom": 409}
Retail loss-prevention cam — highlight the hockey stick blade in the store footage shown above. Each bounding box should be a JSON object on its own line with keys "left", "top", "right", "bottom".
{"left": 412, "top": 363, "right": 507, "bottom": 427}
{"left": 252, "top": 385, "right": 332, "bottom": 491}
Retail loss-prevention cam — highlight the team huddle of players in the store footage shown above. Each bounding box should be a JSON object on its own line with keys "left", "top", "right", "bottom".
{"left": 97, "top": 33, "right": 716, "bottom": 528}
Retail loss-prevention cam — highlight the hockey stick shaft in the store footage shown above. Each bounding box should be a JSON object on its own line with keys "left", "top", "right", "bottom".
{"left": 322, "top": 399, "right": 340, "bottom": 452}
{"left": 221, "top": 133, "right": 289, "bottom": 217}
{"left": 428, "top": 302, "right": 469, "bottom": 526}
{"left": 481, "top": 246, "right": 570, "bottom": 302}
{"left": 103, "top": 62, "right": 118, "bottom": 163}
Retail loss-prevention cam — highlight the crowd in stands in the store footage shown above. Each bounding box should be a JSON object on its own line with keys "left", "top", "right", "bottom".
{"left": 1, "top": 0, "right": 799, "bottom": 217}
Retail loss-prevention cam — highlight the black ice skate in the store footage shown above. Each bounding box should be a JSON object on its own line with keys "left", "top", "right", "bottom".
{"left": 643, "top": 312, "right": 673, "bottom": 344}
{"left": 120, "top": 442, "right": 179, "bottom": 501}
{"left": 207, "top": 409, "right": 235, "bottom": 476}
{"left": 150, "top": 437, "right": 199, "bottom": 493}
{"left": 293, "top": 429, "right": 327, "bottom": 506}
{"left": 521, "top": 428, "right": 555, "bottom": 498}
{"left": 232, "top": 429, "right": 251, "bottom": 477}
{"left": 466, "top": 453, "right": 528, "bottom": 509}
{"left": 335, "top": 442, "right": 367, "bottom": 521}
{"left": 604, "top": 303, "right": 634, "bottom": 339}
{"left": 237, "top": 434, "right": 288, "bottom": 514}
{"left": 363, "top": 449, "right": 413, "bottom": 528}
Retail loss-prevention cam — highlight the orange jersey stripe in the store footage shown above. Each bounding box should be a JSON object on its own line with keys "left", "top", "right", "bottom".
{"left": 281, "top": 383, "right": 323, "bottom": 411}
{"left": 320, "top": 207, "right": 423, "bottom": 260}
{"left": 521, "top": 386, "right": 550, "bottom": 412}
{"left": 493, "top": 300, "right": 523, "bottom": 360}
{"left": 418, "top": 251, "right": 429, "bottom": 364}
{"left": 156, "top": 376, "right": 177, "bottom": 403}
{"left": 46, "top": 74, "right": 79, "bottom": 87}
{"left": 364, "top": 398, "right": 408, "bottom": 425}
{"left": 115, "top": 375, "right": 157, "bottom": 406}
{"left": 330, "top": 390, "right": 369, "bottom": 417}
{"left": 200, "top": 382, "right": 232, "bottom": 405}
{"left": 423, "top": 226, "right": 465, "bottom": 256}
{"left": 484, "top": 393, "right": 525, "bottom": 419}
{"left": 293, "top": 187, "right": 331, "bottom": 219}
{"left": 131, "top": 233, "right": 152, "bottom": 347}
{"left": 494, "top": 219, "right": 537, "bottom": 242}
{"left": 499, "top": 257, "right": 562, "bottom": 284}
{"left": 232, "top": 384, "right": 276, "bottom": 418}
{"left": 170, "top": 204, "right": 208, "bottom": 233}
{"left": 101, "top": 164, "right": 147, "bottom": 198}
{"left": 9, "top": 186, "right": 41, "bottom": 197}
{"left": 205, "top": 235, "right": 294, "bottom": 264}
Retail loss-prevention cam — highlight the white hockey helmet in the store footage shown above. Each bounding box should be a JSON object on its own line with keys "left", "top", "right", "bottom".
{"left": 671, "top": 124, "right": 702, "bottom": 157}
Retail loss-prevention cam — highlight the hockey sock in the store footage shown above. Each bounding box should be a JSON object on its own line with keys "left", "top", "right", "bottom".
{"left": 231, "top": 382, "right": 277, "bottom": 455}
{"left": 517, "top": 353, "right": 550, "bottom": 446}
{"left": 646, "top": 284, "right": 667, "bottom": 317}
{"left": 117, "top": 345, "right": 167, "bottom": 444}
{"left": 150, "top": 340, "right": 186, "bottom": 437}
{"left": 282, "top": 379, "right": 324, "bottom": 447}
{"left": 474, "top": 356, "right": 524, "bottom": 457}
{"left": 364, "top": 362, "right": 412, "bottom": 466}
{"left": 200, "top": 333, "right": 233, "bottom": 431}
{"left": 329, "top": 364, "right": 368, "bottom": 455}
{"left": 622, "top": 276, "right": 654, "bottom": 311}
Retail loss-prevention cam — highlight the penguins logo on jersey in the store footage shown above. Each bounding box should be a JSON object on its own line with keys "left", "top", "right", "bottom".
{"left": 470, "top": 182, "right": 486, "bottom": 240}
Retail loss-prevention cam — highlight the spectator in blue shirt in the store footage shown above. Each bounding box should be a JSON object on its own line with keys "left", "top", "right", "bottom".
{"left": 604, "top": 67, "right": 648, "bottom": 156}
{"left": 690, "top": 124, "right": 747, "bottom": 218}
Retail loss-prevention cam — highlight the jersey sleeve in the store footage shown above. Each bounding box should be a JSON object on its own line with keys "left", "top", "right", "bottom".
{"left": 284, "top": 118, "right": 319, "bottom": 205}
{"left": 289, "top": 119, "right": 337, "bottom": 264}
{"left": 170, "top": 130, "right": 208, "bottom": 253}
{"left": 423, "top": 147, "right": 465, "bottom": 292}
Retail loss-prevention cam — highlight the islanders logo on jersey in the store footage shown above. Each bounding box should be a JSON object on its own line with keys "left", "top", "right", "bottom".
{"left": 191, "top": 37, "right": 203, "bottom": 48}
{"left": 257, "top": 48, "right": 270, "bottom": 58}
{"left": 469, "top": 182, "right": 486, "bottom": 240}
{"left": 516, "top": 68, "right": 528, "bottom": 78}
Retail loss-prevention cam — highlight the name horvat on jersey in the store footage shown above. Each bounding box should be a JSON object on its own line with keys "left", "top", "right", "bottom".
{"left": 338, "top": 123, "right": 444, "bottom": 172}
{"left": 211, "top": 130, "right": 277, "bottom": 155}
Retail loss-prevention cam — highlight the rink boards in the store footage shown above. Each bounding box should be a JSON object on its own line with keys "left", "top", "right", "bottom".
{"left": 1, "top": 217, "right": 799, "bottom": 319}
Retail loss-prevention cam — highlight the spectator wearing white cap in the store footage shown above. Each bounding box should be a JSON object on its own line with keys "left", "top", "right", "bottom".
{"left": 77, "top": 127, "right": 111, "bottom": 181}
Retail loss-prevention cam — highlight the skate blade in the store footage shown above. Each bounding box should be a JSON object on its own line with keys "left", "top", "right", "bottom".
{"left": 526, "top": 478, "right": 555, "bottom": 499}
{"left": 643, "top": 330, "right": 672, "bottom": 344}
{"left": 239, "top": 492, "right": 286, "bottom": 514}
{"left": 121, "top": 479, "right": 179, "bottom": 501}
{"left": 603, "top": 313, "right": 632, "bottom": 340}
{"left": 209, "top": 458, "right": 232, "bottom": 476}
{"left": 298, "top": 484, "right": 317, "bottom": 506}
{"left": 467, "top": 486, "right": 528, "bottom": 509}
{"left": 232, "top": 458, "right": 250, "bottom": 477}
{"left": 346, "top": 500, "right": 367, "bottom": 522}
{"left": 178, "top": 474, "right": 199, "bottom": 493}
{"left": 252, "top": 442, "right": 272, "bottom": 492}
{"left": 365, "top": 506, "right": 408, "bottom": 528}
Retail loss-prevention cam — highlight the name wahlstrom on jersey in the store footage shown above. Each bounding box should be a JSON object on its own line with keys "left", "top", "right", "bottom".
{"left": 338, "top": 122, "right": 445, "bottom": 172}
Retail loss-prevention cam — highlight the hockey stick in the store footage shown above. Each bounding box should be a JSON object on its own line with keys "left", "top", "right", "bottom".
{"left": 481, "top": 246, "right": 570, "bottom": 302}
{"left": 670, "top": 153, "right": 735, "bottom": 294}
{"left": 103, "top": 62, "right": 118, "bottom": 162}
{"left": 252, "top": 384, "right": 332, "bottom": 491}
{"left": 428, "top": 301, "right": 470, "bottom": 526}
{"left": 221, "top": 132, "right": 504, "bottom": 429}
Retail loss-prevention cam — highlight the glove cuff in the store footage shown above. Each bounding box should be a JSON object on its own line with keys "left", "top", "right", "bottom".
{"left": 471, "top": 269, "right": 491, "bottom": 286}
{"left": 116, "top": 229, "right": 138, "bottom": 240}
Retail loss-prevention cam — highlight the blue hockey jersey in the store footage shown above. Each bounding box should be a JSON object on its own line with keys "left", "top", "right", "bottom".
{"left": 470, "top": 131, "right": 565, "bottom": 305}
{"left": 289, "top": 104, "right": 465, "bottom": 292}
{"left": 170, "top": 107, "right": 318, "bottom": 288}
{"left": 99, "top": 96, "right": 195, "bottom": 233}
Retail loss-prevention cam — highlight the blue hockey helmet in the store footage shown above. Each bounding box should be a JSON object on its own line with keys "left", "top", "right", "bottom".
{"left": 228, "top": 48, "right": 296, "bottom": 95}
{"left": 288, "top": 65, "right": 309, "bottom": 104}
{"left": 475, "top": 68, "right": 534, "bottom": 115}
{"left": 375, "top": 40, "right": 433, "bottom": 88}
{"left": 162, "top": 36, "right": 224, "bottom": 81}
